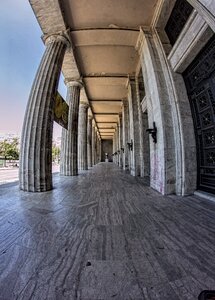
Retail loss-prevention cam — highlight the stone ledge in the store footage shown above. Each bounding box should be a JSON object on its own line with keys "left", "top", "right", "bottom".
{"left": 194, "top": 190, "right": 215, "bottom": 203}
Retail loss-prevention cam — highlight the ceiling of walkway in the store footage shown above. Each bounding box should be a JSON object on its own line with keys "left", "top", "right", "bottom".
{"left": 30, "top": 0, "right": 158, "bottom": 140}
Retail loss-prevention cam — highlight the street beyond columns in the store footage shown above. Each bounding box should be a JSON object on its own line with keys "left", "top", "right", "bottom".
{"left": 0, "top": 165, "right": 60, "bottom": 185}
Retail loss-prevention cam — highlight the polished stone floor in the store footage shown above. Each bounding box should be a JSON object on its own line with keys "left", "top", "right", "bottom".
{"left": 0, "top": 163, "right": 215, "bottom": 300}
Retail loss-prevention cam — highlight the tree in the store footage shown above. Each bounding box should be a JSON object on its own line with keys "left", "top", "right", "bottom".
{"left": 52, "top": 145, "right": 60, "bottom": 163}
{"left": 0, "top": 138, "right": 19, "bottom": 167}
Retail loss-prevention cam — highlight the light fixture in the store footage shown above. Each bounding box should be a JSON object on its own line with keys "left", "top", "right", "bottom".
{"left": 127, "top": 140, "right": 133, "bottom": 151}
{"left": 146, "top": 122, "right": 157, "bottom": 143}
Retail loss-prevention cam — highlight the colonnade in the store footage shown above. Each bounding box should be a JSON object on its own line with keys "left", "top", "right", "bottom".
{"left": 112, "top": 82, "right": 151, "bottom": 179}
{"left": 19, "top": 0, "right": 215, "bottom": 196}
{"left": 18, "top": 28, "right": 194, "bottom": 194}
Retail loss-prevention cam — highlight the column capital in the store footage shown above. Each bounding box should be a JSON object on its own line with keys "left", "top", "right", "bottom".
{"left": 65, "top": 78, "right": 83, "bottom": 88}
{"left": 43, "top": 31, "right": 71, "bottom": 48}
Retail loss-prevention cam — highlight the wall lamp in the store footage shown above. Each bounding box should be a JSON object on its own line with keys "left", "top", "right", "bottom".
{"left": 127, "top": 140, "right": 133, "bottom": 151}
{"left": 121, "top": 147, "right": 124, "bottom": 153}
{"left": 146, "top": 121, "right": 157, "bottom": 143}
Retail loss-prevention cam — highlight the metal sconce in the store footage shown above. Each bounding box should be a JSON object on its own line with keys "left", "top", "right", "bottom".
{"left": 121, "top": 147, "right": 124, "bottom": 153}
{"left": 127, "top": 140, "right": 133, "bottom": 151}
{"left": 146, "top": 122, "right": 157, "bottom": 143}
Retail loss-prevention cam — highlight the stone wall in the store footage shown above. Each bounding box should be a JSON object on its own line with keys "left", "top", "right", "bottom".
{"left": 132, "top": 0, "right": 215, "bottom": 195}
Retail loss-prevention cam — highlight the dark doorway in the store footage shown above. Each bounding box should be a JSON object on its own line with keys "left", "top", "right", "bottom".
{"left": 183, "top": 35, "right": 215, "bottom": 194}
{"left": 101, "top": 139, "right": 113, "bottom": 162}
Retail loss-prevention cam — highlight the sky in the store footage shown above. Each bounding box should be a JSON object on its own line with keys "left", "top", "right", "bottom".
{"left": 0, "top": 0, "right": 66, "bottom": 137}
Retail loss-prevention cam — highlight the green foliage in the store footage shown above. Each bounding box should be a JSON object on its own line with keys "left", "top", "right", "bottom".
{"left": 0, "top": 138, "right": 19, "bottom": 160}
{"left": 52, "top": 145, "right": 60, "bottom": 162}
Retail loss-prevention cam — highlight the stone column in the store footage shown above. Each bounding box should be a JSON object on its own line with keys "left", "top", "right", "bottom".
{"left": 92, "top": 123, "right": 96, "bottom": 165}
{"left": 137, "top": 29, "right": 191, "bottom": 194}
{"left": 112, "top": 132, "right": 116, "bottom": 163}
{"left": 95, "top": 133, "right": 98, "bottom": 164}
{"left": 122, "top": 99, "right": 129, "bottom": 170}
{"left": 96, "top": 135, "right": 100, "bottom": 163}
{"left": 94, "top": 128, "right": 98, "bottom": 164}
{"left": 116, "top": 125, "right": 120, "bottom": 166}
{"left": 136, "top": 78, "right": 145, "bottom": 177}
{"left": 142, "top": 108, "right": 150, "bottom": 177}
{"left": 128, "top": 79, "right": 141, "bottom": 176}
{"left": 60, "top": 80, "right": 83, "bottom": 176}
{"left": 19, "top": 33, "right": 69, "bottom": 192}
{"left": 99, "top": 138, "right": 102, "bottom": 162}
{"left": 87, "top": 115, "right": 93, "bottom": 168}
{"left": 115, "top": 130, "right": 118, "bottom": 164}
{"left": 119, "top": 113, "right": 123, "bottom": 168}
{"left": 114, "top": 128, "right": 118, "bottom": 165}
{"left": 115, "top": 132, "right": 117, "bottom": 164}
{"left": 78, "top": 102, "right": 89, "bottom": 170}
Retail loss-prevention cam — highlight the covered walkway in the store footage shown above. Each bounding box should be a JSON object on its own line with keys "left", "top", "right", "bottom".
{"left": 0, "top": 163, "right": 215, "bottom": 299}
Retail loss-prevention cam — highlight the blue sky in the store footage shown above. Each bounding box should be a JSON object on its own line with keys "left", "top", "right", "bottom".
{"left": 0, "top": 0, "right": 66, "bottom": 136}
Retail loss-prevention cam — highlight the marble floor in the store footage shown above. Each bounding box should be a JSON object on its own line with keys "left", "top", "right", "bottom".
{"left": 0, "top": 163, "right": 215, "bottom": 300}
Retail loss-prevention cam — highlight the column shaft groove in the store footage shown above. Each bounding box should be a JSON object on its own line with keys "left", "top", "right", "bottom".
{"left": 78, "top": 103, "right": 89, "bottom": 170}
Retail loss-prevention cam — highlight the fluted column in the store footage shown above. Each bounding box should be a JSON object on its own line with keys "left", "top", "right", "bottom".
{"left": 60, "top": 80, "right": 83, "bottom": 176}
{"left": 19, "top": 33, "right": 69, "bottom": 192}
{"left": 87, "top": 115, "right": 93, "bottom": 168}
{"left": 94, "top": 127, "right": 98, "bottom": 164}
{"left": 78, "top": 102, "right": 89, "bottom": 170}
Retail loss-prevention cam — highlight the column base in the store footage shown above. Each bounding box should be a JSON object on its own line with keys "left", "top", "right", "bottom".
{"left": 19, "top": 183, "right": 53, "bottom": 193}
